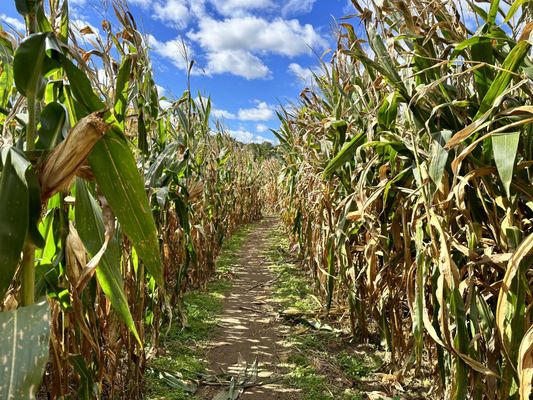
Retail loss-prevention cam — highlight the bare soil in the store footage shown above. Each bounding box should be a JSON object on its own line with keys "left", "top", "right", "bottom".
{"left": 197, "top": 217, "right": 300, "bottom": 399}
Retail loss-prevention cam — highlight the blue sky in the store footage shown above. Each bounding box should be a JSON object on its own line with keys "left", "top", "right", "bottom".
{"left": 1, "top": 0, "right": 354, "bottom": 144}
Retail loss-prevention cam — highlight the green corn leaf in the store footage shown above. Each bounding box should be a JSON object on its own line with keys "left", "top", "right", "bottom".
{"left": 366, "top": 24, "right": 408, "bottom": 98}
{"left": 149, "top": 79, "right": 159, "bottom": 119}
{"left": 145, "top": 142, "right": 178, "bottom": 187}
{"left": 26, "top": 166, "right": 45, "bottom": 248}
{"left": 204, "top": 96, "right": 212, "bottom": 128}
{"left": 451, "top": 36, "right": 492, "bottom": 58}
{"left": 465, "top": 0, "right": 489, "bottom": 21}
{"left": 36, "top": 4, "right": 52, "bottom": 32}
{"left": 476, "top": 40, "right": 531, "bottom": 118}
{"left": 377, "top": 92, "right": 398, "bottom": 129}
{"left": 492, "top": 131, "right": 520, "bottom": 198}
{"left": 58, "top": 0, "right": 69, "bottom": 44}
{"left": 0, "top": 148, "right": 29, "bottom": 300}
{"left": 137, "top": 111, "right": 149, "bottom": 155}
{"left": 475, "top": 292, "right": 495, "bottom": 344}
{"left": 345, "top": 44, "right": 409, "bottom": 100}
{"left": 471, "top": 39, "right": 494, "bottom": 100}
{"left": 271, "top": 127, "right": 288, "bottom": 147}
{"left": 487, "top": 0, "right": 501, "bottom": 26}
{"left": 69, "top": 354, "right": 94, "bottom": 400}
{"left": 88, "top": 128, "right": 164, "bottom": 286}
{"left": 323, "top": 131, "right": 365, "bottom": 179}
{"left": 451, "top": 288, "right": 469, "bottom": 400}
{"left": 75, "top": 179, "right": 141, "bottom": 344}
{"left": 176, "top": 107, "right": 190, "bottom": 136}
{"left": 173, "top": 196, "right": 190, "bottom": 235}
{"left": 505, "top": 0, "right": 532, "bottom": 22}
{"left": 15, "top": 0, "right": 42, "bottom": 16}
{"left": 428, "top": 130, "right": 453, "bottom": 194}
{"left": 0, "top": 300, "right": 50, "bottom": 400}
{"left": 61, "top": 56, "right": 105, "bottom": 116}
{"left": 34, "top": 195, "right": 59, "bottom": 263}
{"left": 114, "top": 56, "right": 132, "bottom": 127}
{"left": 35, "top": 102, "right": 67, "bottom": 150}
{"left": 62, "top": 54, "right": 163, "bottom": 287}
{"left": 0, "top": 50, "right": 14, "bottom": 109}
{"left": 13, "top": 32, "right": 61, "bottom": 100}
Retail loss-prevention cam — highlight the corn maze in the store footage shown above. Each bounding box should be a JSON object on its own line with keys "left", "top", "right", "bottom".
{"left": 0, "top": 0, "right": 532, "bottom": 399}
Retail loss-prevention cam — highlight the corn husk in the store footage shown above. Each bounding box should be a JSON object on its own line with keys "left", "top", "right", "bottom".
{"left": 39, "top": 112, "right": 108, "bottom": 201}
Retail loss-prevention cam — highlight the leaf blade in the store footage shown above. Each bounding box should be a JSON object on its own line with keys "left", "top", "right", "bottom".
{"left": 476, "top": 40, "right": 531, "bottom": 118}
{"left": 323, "top": 132, "right": 365, "bottom": 179}
{"left": 0, "top": 148, "right": 29, "bottom": 300}
{"left": 75, "top": 179, "right": 141, "bottom": 343}
{"left": 0, "top": 300, "right": 50, "bottom": 400}
{"left": 492, "top": 131, "right": 520, "bottom": 197}
{"left": 88, "top": 129, "right": 163, "bottom": 286}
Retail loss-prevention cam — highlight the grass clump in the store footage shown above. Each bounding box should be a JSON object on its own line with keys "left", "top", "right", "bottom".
{"left": 285, "top": 361, "right": 331, "bottom": 400}
{"left": 337, "top": 352, "right": 379, "bottom": 380}
{"left": 144, "top": 281, "right": 227, "bottom": 400}
{"left": 265, "top": 225, "right": 316, "bottom": 313}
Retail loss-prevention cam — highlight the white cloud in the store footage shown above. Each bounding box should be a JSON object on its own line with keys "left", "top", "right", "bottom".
{"left": 146, "top": 34, "right": 192, "bottom": 70}
{"left": 97, "top": 68, "right": 109, "bottom": 86}
{"left": 113, "top": 1, "right": 328, "bottom": 80}
{"left": 229, "top": 128, "right": 254, "bottom": 143}
{"left": 212, "top": 108, "right": 236, "bottom": 119}
{"left": 205, "top": 49, "right": 270, "bottom": 79}
{"left": 189, "top": 16, "right": 327, "bottom": 57}
{"left": 189, "top": 0, "right": 208, "bottom": 18}
{"left": 153, "top": 0, "right": 191, "bottom": 28}
{"left": 212, "top": 103, "right": 275, "bottom": 122}
{"left": 288, "top": 62, "right": 322, "bottom": 87}
{"left": 209, "top": 0, "right": 275, "bottom": 16}
{"left": 160, "top": 99, "right": 173, "bottom": 109}
{"left": 256, "top": 123, "right": 269, "bottom": 133}
{"left": 155, "top": 84, "right": 166, "bottom": 96}
{"left": 0, "top": 14, "right": 25, "bottom": 31}
{"left": 238, "top": 101, "right": 274, "bottom": 121}
{"left": 228, "top": 128, "right": 272, "bottom": 144}
{"left": 187, "top": 16, "right": 327, "bottom": 79}
{"left": 128, "top": 0, "right": 276, "bottom": 21}
{"left": 255, "top": 135, "right": 276, "bottom": 144}
{"left": 282, "top": 0, "right": 317, "bottom": 16}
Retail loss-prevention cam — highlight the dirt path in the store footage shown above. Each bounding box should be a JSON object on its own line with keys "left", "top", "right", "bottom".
{"left": 197, "top": 217, "right": 299, "bottom": 399}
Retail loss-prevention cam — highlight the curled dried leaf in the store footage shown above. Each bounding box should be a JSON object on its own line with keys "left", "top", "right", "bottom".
{"left": 65, "top": 222, "right": 87, "bottom": 285}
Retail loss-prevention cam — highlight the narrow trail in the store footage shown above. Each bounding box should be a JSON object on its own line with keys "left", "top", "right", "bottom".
{"left": 197, "top": 217, "right": 299, "bottom": 399}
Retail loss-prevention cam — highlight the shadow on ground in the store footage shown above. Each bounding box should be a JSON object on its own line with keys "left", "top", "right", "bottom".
{"left": 197, "top": 217, "right": 300, "bottom": 400}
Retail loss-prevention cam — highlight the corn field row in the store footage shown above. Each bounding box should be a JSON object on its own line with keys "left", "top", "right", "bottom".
{"left": 0, "top": 0, "right": 266, "bottom": 398}
{"left": 269, "top": 1, "right": 533, "bottom": 399}
{"left": 2, "top": 0, "right": 533, "bottom": 399}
